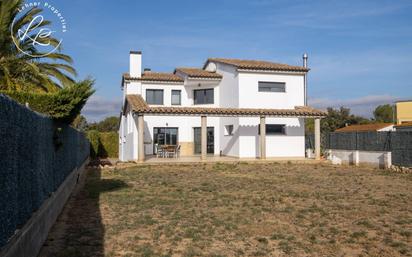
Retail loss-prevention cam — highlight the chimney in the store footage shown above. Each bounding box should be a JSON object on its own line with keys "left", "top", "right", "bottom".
{"left": 303, "top": 53, "right": 308, "bottom": 106}
{"left": 303, "top": 53, "right": 308, "bottom": 68}
{"left": 129, "top": 51, "right": 142, "bottom": 78}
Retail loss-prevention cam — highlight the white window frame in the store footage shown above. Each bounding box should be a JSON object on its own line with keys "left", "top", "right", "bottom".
{"left": 258, "top": 81, "right": 286, "bottom": 93}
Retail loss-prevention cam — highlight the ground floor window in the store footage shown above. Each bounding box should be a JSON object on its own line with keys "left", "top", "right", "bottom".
{"left": 153, "top": 127, "right": 178, "bottom": 153}
{"left": 224, "top": 125, "right": 234, "bottom": 136}
{"left": 258, "top": 124, "right": 286, "bottom": 135}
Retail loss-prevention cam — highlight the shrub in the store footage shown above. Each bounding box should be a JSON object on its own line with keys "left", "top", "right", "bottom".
{"left": 99, "top": 132, "right": 118, "bottom": 158}
{"left": 0, "top": 79, "right": 95, "bottom": 124}
{"left": 87, "top": 130, "right": 118, "bottom": 158}
{"left": 87, "top": 130, "right": 100, "bottom": 158}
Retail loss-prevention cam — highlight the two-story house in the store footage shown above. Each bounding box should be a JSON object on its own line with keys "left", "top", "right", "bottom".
{"left": 119, "top": 51, "right": 325, "bottom": 162}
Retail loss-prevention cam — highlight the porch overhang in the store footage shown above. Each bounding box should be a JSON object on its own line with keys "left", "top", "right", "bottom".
{"left": 125, "top": 94, "right": 327, "bottom": 118}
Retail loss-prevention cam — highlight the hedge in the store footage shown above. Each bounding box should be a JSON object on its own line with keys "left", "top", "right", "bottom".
{"left": 0, "top": 79, "right": 94, "bottom": 124}
{"left": 87, "top": 130, "right": 118, "bottom": 158}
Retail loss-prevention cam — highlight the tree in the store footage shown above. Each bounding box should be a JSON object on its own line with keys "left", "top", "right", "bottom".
{"left": 89, "top": 116, "right": 120, "bottom": 132}
{"left": 72, "top": 115, "right": 88, "bottom": 132}
{"left": 373, "top": 104, "right": 394, "bottom": 123}
{"left": 0, "top": 0, "right": 76, "bottom": 92}
{"left": 2, "top": 78, "right": 95, "bottom": 124}
{"left": 306, "top": 107, "right": 370, "bottom": 134}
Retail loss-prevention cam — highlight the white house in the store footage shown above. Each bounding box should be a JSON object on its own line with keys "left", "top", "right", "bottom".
{"left": 119, "top": 51, "right": 325, "bottom": 162}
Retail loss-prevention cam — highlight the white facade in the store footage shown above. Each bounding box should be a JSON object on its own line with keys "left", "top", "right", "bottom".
{"left": 119, "top": 52, "right": 310, "bottom": 161}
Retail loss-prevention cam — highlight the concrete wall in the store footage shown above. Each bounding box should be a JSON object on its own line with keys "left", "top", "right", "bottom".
{"left": 0, "top": 159, "right": 89, "bottom": 257}
{"left": 326, "top": 149, "right": 392, "bottom": 169}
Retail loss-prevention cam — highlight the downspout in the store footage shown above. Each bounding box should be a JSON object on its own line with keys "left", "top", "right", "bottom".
{"left": 303, "top": 53, "right": 308, "bottom": 106}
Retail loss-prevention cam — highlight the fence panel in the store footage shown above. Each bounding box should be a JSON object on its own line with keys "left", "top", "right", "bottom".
{"left": 0, "top": 94, "right": 89, "bottom": 248}
{"left": 306, "top": 131, "right": 411, "bottom": 167}
{"left": 391, "top": 131, "right": 412, "bottom": 167}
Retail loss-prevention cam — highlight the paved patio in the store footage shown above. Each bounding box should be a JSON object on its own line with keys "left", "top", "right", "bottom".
{"left": 144, "top": 155, "right": 319, "bottom": 164}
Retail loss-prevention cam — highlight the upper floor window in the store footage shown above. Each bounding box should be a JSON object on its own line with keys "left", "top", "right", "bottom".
{"left": 194, "top": 88, "right": 214, "bottom": 105}
{"left": 258, "top": 124, "right": 286, "bottom": 135}
{"left": 171, "top": 90, "right": 181, "bottom": 105}
{"left": 146, "top": 89, "right": 163, "bottom": 105}
{"left": 258, "top": 81, "right": 286, "bottom": 92}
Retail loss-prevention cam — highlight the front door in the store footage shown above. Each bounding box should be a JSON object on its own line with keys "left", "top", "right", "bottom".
{"left": 194, "top": 127, "right": 214, "bottom": 154}
{"left": 153, "top": 127, "right": 178, "bottom": 154}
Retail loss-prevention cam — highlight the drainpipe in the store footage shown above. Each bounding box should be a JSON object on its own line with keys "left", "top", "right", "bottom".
{"left": 303, "top": 53, "right": 308, "bottom": 106}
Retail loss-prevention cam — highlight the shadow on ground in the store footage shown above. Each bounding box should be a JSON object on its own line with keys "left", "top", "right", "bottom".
{"left": 38, "top": 166, "right": 128, "bottom": 257}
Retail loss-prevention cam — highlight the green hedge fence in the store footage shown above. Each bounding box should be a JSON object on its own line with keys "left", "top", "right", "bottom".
{"left": 87, "top": 130, "right": 118, "bottom": 158}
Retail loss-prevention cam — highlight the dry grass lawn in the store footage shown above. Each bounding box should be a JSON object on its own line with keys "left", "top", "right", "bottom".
{"left": 39, "top": 162, "right": 411, "bottom": 257}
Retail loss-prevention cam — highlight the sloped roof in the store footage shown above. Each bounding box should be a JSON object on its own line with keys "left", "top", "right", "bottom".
{"left": 125, "top": 95, "right": 326, "bottom": 117}
{"left": 204, "top": 58, "right": 309, "bottom": 72}
{"left": 123, "top": 72, "right": 183, "bottom": 82}
{"left": 175, "top": 67, "right": 222, "bottom": 79}
{"left": 394, "top": 122, "right": 412, "bottom": 128}
{"left": 335, "top": 123, "right": 393, "bottom": 132}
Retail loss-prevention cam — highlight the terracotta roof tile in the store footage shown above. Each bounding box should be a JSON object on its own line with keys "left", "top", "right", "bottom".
{"left": 126, "top": 94, "right": 326, "bottom": 117}
{"left": 175, "top": 67, "right": 222, "bottom": 79}
{"left": 335, "top": 123, "right": 393, "bottom": 132}
{"left": 123, "top": 72, "right": 183, "bottom": 82}
{"left": 205, "top": 58, "right": 309, "bottom": 72}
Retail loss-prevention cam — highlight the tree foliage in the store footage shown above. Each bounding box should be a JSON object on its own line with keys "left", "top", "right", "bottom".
{"left": 72, "top": 115, "right": 88, "bottom": 132}
{"left": 373, "top": 104, "right": 394, "bottom": 123}
{"left": 89, "top": 116, "right": 120, "bottom": 132}
{"left": 1, "top": 79, "right": 95, "bottom": 124}
{"left": 306, "top": 107, "right": 370, "bottom": 134}
{"left": 0, "top": 0, "right": 76, "bottom": 91}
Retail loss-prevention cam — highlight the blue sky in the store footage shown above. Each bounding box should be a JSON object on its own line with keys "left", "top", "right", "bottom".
{"left": 50, "top": 0, "right": 412, "bottom": 121}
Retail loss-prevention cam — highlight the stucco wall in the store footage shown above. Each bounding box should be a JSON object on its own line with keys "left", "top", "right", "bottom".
{"left": 238, "top": 72, "right": 305, "bottom": 109}
{"left": 142, "top": 116, "right": 220, "bottom": 156}
{"left": 238, "top": 117, "right": 305, "bottom": 158}
{"left": 217, "top": 63, "right": 240, "bottom": 157}
{"left": 396, "top": 101, "right": 412, "bottom": 124}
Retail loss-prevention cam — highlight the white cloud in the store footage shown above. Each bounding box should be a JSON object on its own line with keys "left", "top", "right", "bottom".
{"left": 309, "top": 94, "right": 407, "bottom": 117}
{"left": 82, "top": 95, "right": 121, "bottom": 122}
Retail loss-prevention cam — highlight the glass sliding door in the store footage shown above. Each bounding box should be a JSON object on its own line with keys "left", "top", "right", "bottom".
{"left": 193, "top": 127, "right": 214, "bottom": 154}
{"left": 153, "top": 127, "right": 178, "bottom": 154}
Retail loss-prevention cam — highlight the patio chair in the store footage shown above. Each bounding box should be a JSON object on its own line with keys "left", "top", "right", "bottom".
{"left": 155, "top": 144, "right": 165, "bottom": 158}
{"left": 175, "top": 145, "right": 181, "bottom": 158}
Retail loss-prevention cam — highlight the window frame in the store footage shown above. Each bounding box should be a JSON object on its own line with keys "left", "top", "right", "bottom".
{"left": 194, "top": 88, "right": 214, "bottom": 105}
{"left": 258, "top": 81, "right": 286, "bottom": 93}
{"left": 224, "top": 125, "right": 234, "bottom": 136}
{"left": 146, "top": 89, "right": 164, "bottom": 105}
{"left": 258, "top": 124, "right": 286, "bottom": 135}
{"left": 171, "top": 90, "right": 181, "bottom": 105}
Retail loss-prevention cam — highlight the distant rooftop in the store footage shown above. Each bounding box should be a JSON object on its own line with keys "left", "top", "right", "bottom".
{"left": 335, "top": 123, "right": 393, "bottom": 132}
